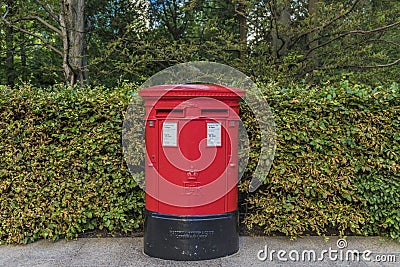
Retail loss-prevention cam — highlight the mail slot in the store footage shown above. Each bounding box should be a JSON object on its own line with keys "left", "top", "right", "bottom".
{"left": 139, "top": 84, "right": 245, "bottom": 260}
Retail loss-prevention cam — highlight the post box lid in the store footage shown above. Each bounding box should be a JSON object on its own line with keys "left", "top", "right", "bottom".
{"left": 139, "top": 84, "right": 245, "bottom": 98}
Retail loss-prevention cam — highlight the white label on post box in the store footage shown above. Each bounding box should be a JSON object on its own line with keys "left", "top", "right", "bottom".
{"left": 162, "top": 122, "right": 177, "bottom": 147}
{"left": 207, "top": 122, "right": 221, "bottom": 146}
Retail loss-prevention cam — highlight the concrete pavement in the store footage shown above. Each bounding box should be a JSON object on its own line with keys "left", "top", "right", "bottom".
{"left": 0, "top": 236, "right": 399, "bottom": 266}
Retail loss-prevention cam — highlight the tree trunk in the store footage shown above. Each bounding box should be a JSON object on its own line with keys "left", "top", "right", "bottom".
{"left": 60, "top": 0, "right": 88, "bottom": 86}
{"left": 19, "top": 0, "right": 27, "bottom": 82}
{"left": 5, "top": 0, "right": 15, "bottom": 86}
{"left": 271, "top": 0, "right": 291, "bottom": 59}
{"left": 19, "top": 29, "right": 27, "bottom": 82}
{"left": 307, "top": 0, "right": 320, "bottom": 68}
{"left": 237, "top": 0, "right": 247, "bottom": 60}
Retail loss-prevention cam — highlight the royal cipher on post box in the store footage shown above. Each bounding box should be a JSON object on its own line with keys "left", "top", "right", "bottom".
{"left": 139, "top": 84, "right": 245, "bottom": 261}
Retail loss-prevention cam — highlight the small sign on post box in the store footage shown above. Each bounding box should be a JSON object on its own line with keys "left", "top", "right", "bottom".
{"left": 207, "top": 122, "right": 221, "bottom": 146}
{"left": 162, "top": 122, "right": 177, "bottom": 147}
{"left": 139, "top": 84, "right": 245, "bottom": 261}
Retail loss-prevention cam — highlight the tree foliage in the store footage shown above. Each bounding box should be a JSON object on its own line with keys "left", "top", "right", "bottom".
{"left": 1, "top": 0, "right": 398, "bottom": 86}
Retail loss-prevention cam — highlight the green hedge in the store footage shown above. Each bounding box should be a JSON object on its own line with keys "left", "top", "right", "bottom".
{"left": 0, "top": 84, "right": 144, "bottom": 244}
{"left": 242, "top": 81, "right": 400, "bottom": 240}
{"left": 0, "top": 81, "right": 399, "bottom": 244}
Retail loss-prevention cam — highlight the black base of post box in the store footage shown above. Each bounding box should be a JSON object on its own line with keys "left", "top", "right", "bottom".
{"left": 144, "top": 209, "right": 239, "bottom": 261}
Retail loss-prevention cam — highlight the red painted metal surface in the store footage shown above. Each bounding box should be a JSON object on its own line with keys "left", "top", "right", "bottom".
{"left": 140, "top": 84, "right": 245, "bottom": 215}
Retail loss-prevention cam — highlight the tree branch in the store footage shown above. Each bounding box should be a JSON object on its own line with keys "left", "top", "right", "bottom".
{"left": 368, "top": 39, "right": 400, "bottom": 47}
{"left": 311, "top": 57, "right": 400, "bottom": 73}
{"left": 34, "top": 0, "right": 59, "bottom": 23}
{"left": 2, "top": 5, "right": 10, "bottom": 19}
{"left": 347, "top": 58, "right": 400, "bottom": 69}
{"left": 289, "top": 0, "right": 361, "bottom": 49}
{"left": 15, "top": 16, "right": 62, "bottom": 35}
{"left": 1, "top": 17, "right": 62, "bottom": 56}
{"left": 304, "top": 20, "right": 400, "bottom": 60}
{"left": 347, "top": 20, "right": 400, "bottom": 34}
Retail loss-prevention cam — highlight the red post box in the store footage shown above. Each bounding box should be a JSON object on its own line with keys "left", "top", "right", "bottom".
{"left": 139, "top": 84, "right": 245, "bottom": 260}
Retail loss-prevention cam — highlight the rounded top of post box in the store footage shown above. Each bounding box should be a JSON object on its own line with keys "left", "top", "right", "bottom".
{"left": 138, "top": 84, "right": 245, "bottom": 98}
